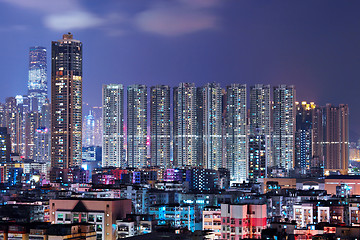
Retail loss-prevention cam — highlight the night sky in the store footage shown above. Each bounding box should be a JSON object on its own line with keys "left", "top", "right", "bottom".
{"left": 0, "top": 0, "right": 359, "bottom": 140}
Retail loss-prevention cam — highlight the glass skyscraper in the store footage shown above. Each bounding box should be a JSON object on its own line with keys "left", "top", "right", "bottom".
{"left": 84, "top": 111, "right": 95, "bottom": 147}
{"left": 28, "top": 46, "right": 47, "bottom": 112}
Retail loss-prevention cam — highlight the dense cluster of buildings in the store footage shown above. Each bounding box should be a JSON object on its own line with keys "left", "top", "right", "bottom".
{"left": 0, "top": 33, "right": 356, "bottom": 239}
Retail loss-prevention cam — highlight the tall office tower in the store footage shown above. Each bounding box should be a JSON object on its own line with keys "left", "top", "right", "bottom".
{"left": 294, "top": 102, "right": 315, "bottom": 174}
{"left": 34, "top": 127, "right": 51, "bottom": 163}
{"left": 249, "top": 85, "right": 271, "bottom": 168}
{"left": 28, "top": 46, "right": 47, "bottom": 112}
{"left": 102, "top": 84, "right": 124, "bottom": 168}
{"left": 272, "top": 85, "right": 296, "bottom": 171}
{"left": 150, "top": 85, "right": 171, "bottom": 167}
{"left": 84, "top": 111, "right": 95, "bottom": 147}
{"left": 248, "top": 134, "right": 266, "bottom": 181}
{"left": 127, "top": 84, "right": 147, "bottom": 168}
{"left": 51, "top": 33, "right": 82, "bottom": 170}
{"left": 200, "top": 83, "right": 223, "bottom": 170}
{"left": 25, "top": 112, "right": 41, "bottom": 159}
{"left": 323, "top": 104, "right": 349, "bottom": 174}
{"left": 0, "top": 128, "right": 10, "bottom": 163}
{"left": 173, "top": 83, "right": 198, "bottom": 167}
{"left": 225, "top": 84, "right": 247, "bottom": 182}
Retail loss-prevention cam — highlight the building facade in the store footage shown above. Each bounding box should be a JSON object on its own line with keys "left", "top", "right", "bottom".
{"left": 51, "top": 33, "right": 83, "bottom": 170}
{"left": 273, "top": 85, "right": 296, "bottom": 171}
{"left": 249, "top": 84, "right": 271, "bottom": 169}
{"left": 173, "top": 83, "right": 199, "bottom": 167}
{"left": 323, "top": 104, "right": 349, "bottom": 174}
{"left": 102, "top": 84, "right": 124, "bottom": 168}
{"left": 150, "top": 85, "right": 171, "bottom": 167}
{"left": 127, "top": 84, "right": 147, "bottom": 168}
{"left": 28, "top": 46, "right": 47, "bottom": 112}
{"left": 225, "top": 84, "right": 247, "bottom": 182}
{"left": 200, "top": 83, "right": 223, "bottom": 170}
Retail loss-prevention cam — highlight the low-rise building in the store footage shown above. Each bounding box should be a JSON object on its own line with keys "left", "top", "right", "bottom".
{"left": 50, "top": 198, "right": 132, "bottom": 240}
{"left": 220, "top": 203, "right": 267, "bottom": 239}
{"left": 149, "top": 204, "right": 195, "bottom": 232}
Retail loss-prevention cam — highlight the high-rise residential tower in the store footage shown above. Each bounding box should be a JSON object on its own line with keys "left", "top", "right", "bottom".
{"left": 173, "top": 83, "right": 199, "bottom": 167}
{"left": 5, "top": 97, "right": 19, "bottom": 154}
{"left": 273, "top": 85, "right": 296, "bottom": 171}
{"left": 25, "top": 111, "right": 41, "bottom": 159}
{"left": 225, "top": 84, "right": 247, "bottom": 182}
{"left": 323, "top": 104, "right": 349, "bottom": 174}
{"left": 294, "top": 101, "right": 315, "bottom": 174}
{"left": 150, "top": 85, "right": 171, "bottom": 167}
{"left": 51, "top": 33, "right": 82, "bottom": 170}
{"left": 248, "top": 134, "right": 266, "bottom": 181}
{"left": 127, "top": 84, "right": 147, "bottom": 168}
{"left": 200, "top": 83, "right": 223, "bottom": 170}
{"left": 249, "top": 85, "right": 271, "bottom": 169}
{"left": 102, "top": 84, "right": 124, "bottom": 168}
{"left": 28, "top": 46, "right": 47, "bottom": 112}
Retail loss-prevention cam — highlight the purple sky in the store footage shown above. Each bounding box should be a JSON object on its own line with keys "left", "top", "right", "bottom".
{"left": 0, "top": 0, "right": 359, "bottom": 140}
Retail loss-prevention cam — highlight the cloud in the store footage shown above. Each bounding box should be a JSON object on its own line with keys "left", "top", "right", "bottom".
{"left": 1, "top": 0, "right": 101, "bottom": 31}
{"left": 0, "top": 0, "right": 221, "bottom": 36}
{"left": 45, "top": 11, "right": 104, "bottom": 31}
{"left": 136, "top": 8, "right": 217, "bottom": 36}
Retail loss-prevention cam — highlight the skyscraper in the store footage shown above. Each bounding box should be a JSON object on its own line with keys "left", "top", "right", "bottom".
{"left": 173, "top": 83, "right": 199, "bottom": 167}
{"left": 249, "top": 85, "right": 271, "bottom": 168}
{"left": 25, "top": 112, "right": 41, "bottom": 159}
{"left": 84, "top": 111, "right": 95, "bottom": 147}
{"left": 150, "top": 85, "right": 171, "bottom": 167}
{"left": 5, "top": 97, "right": 19, "bottom": 154}
{"left": 225, "top": 84, "right": 247, "bottom": 182}
{"left": 200, "top": 83, "right": 223, "bottom": 170}
{"left": 15, "top": 95, "right": 30, "bottom": 156}
{"left": 40, "top": 99, "right": 51, "bottom": 130}
{"left": 51, "top": 33, "right": 82, "bottom": 170}
{"left": 127, "top": 84, "right": 147, "bottom": 168}
{"left": 323, "top": 104, "right": 349, "bottom": 174}
{"left": 102, "top": 84, "right": 124, "bottom": 168}
{"left": 28, "top": 46, "right": 47, "bottom": 112}
{"left": 34, "top": 127, "right": 50, "bottom": 163}
{"left": 312, "top": 106, "right": 325, "bottom": 173}
{"left": 248, "top": 134, "right": 266, "bottom": 181}
{"left": 249, "top": 85, "right": 271, "bottom": 135}
{"left": 294, "top": 101, "right": 315, "bottom": 174}
{"left": 273, "top": 85, "right": 296, "bottom": 171}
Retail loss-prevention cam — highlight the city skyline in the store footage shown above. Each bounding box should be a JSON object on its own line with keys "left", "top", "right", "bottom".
{"left": 0, "top": 1, "right": 359, "bottom": 142}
